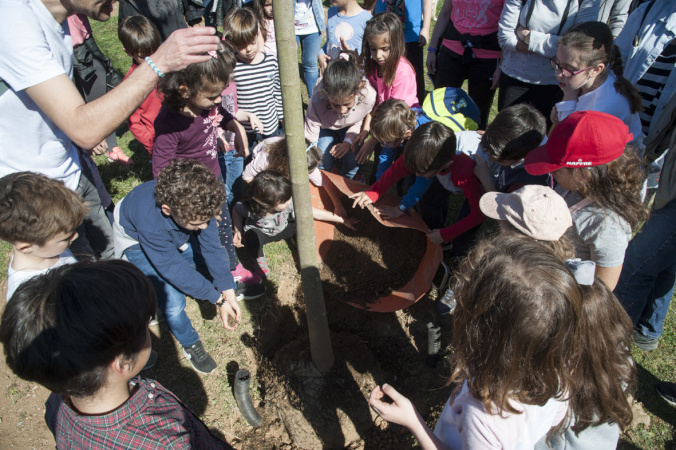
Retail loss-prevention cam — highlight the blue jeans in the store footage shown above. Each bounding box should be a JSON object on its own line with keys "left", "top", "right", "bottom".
{"left": 614, "top": 198, "right": 676, "bottom": 340}
{"left": 125, "top": 244, "right": 201, "bottom": 348}
{"left": 218, "top": 151, "right": 244, "bottom": 206}
{"left": 317, "top": 127, "right": 359, "bottom": 179}
{"left": 296, "top": 32, "right": 321, "bottom": 97}
{"left": 376, "top": 146, "right": 398, "bottom": 181}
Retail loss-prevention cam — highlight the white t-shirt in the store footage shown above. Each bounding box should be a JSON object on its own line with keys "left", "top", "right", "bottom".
{"left": 434, "top": 382, "right": 569, "bottom": 450}
{"left": 0, "top": 0, "right": 81, "bottom": 190}
{"left": 6, "top": 249, "right": 77, "bottom": 301}
{"left": 295, "top": 0, "right": 318, "bottom": 35}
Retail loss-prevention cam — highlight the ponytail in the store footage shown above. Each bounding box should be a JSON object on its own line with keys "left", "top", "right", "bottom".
{"left": 609, "top": 45, "right": 643, "bottom": 114}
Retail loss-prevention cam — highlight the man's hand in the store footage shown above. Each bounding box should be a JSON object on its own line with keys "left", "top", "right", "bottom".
{"left": 218, "top": 289, "right": 241, "bottom": 330}
{"left": 330, "top": 142, "right": 351, "bottom": 159}
{"left": 375, "top": 205, "right": 403, "bottom": 220}
{"left": 426, "top": 52, "right": 437, "bottom": 75}
{"left": 150, "top": 27, "right": 221, "bottom": 75}
{"left": 349, "top": 191, "right": 373, "bottom": 209}
{"left": 427, "top": 229, "right": 445, "bottom": 245}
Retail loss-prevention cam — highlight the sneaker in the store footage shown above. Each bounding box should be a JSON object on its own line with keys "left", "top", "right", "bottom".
{"left": 141, "top": 349, "right": 159, "bottom": 371}
{"left": 182, "top": 341, "right": 217, "bottom": 374}
{"left": 656, "top": 382, "right": 676, "bottom": 407}
{"left": 231, "top": 262, "right": 262, "bottom": 284}
{"left": 235, "top": 280, "right": 266, "bottom": 301}
{"left": 633, "top": 330, "right": 659, "bottom": 351}
{"left": 107, "top": 146, "right": 134, "bottom": 166}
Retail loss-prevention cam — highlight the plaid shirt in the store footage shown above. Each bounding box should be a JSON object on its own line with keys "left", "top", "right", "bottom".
{"left": 45, "top": 377, "right": 232, "bottom": 449}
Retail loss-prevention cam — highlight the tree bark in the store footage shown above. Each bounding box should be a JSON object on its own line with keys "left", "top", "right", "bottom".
{"left": 273, "top": 0, "right": 334, "bottom": 373}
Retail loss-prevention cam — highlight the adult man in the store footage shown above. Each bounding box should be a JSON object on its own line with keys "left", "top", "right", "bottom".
{"left": 0, "top": 0, "right": 219, "bottom": 258}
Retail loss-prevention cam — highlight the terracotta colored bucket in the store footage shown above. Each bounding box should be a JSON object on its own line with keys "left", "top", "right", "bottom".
{"left": 310, "top": 171, "right": 443, "bottom": 312}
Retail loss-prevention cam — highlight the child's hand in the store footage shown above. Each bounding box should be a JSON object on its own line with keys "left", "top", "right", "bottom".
{"left": 349, "top": 191, "right": 373, "bottom": 209}
{"left": 233, "top": 228, "right": 243, "bottom": 247}
{"left": 218, "top": 135, "right": 230, "bottom": 153}
{"left": 318, "top": 53, "right": 330, "bottom": 75}
{"left": 550, "top": 106, "right": 560, "bottom": 126}
{"left": 427, "top": 229, "right": 445, "bottom": 245}
{"left": 369, "top": 384, "right": 418, "bottom": 428}
{"left": 342, "top": 216, "right": 359, "bottom": 231}
{"left": 92, "top": 139, "right": 108, "bottom": 155}
{"left": 248, "top": 112, "right": 265, "bottom": 135}
{"left": 375, "top": 205, "right": 403, "bottom": 220}
{"left": 218, "top": 289, "right": 242, "bottom": 330}
{"left": 330, "top": 142, "right": 351, "bottom": 159}
{"left": 355, "top": 138, "right": 377, "bottom": 164}
{"left": 351, "top": 130, "right": 370, "bottom": 152}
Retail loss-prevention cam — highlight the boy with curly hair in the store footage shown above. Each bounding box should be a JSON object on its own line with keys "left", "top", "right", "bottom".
{"left": 0, "top": 260, "right": 232, "bottom": 448}
{"left": 113, "top": 159, "right": 264, "bottom": 374}
{"left": 0, "top": 172, "right": 86, "bottom": 301}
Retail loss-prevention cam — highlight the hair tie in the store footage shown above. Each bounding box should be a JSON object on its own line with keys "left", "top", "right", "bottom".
{"left": 305, "top": 141, "right": 318, "bottom": 153}
{"left": 208, "top": 50, "right": 218, "bottom": 59}
{"left": 564, "top": 258, "right": 596, "bottom": 285}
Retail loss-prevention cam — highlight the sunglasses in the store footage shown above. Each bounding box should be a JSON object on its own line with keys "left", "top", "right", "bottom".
{"left": 550, "top": 58, "right": 593, "bottom": 78}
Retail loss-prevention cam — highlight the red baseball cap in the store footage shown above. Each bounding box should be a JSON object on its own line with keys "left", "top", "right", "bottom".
{"left": 524, "top": 111, "right": 632, "bottom": 176}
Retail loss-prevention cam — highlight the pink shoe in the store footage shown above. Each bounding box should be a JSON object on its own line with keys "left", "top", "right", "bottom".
{"left": 232, "top": 263, "right": 262, "bottom": 284}
{"left": 107, "top": 146, "right": 134, "bottom": 166}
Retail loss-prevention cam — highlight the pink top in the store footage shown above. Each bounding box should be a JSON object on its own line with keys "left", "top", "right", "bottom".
{"left": 67, "top": 14, "right": 92, "bottom": 48}
{"left": 263, "top": 18, "right": 277, "bottom": 57}
{"left": 305, "top": 80, "right": 377, "bottom": 144}
{"left": 243, "top": 137, "right": 323, "bottom": 186}
{"left": 368, "top": 57, "right": 419, "bottom": 107}
{"left": 441, "top": 0, "right": 504, "bottom": 59}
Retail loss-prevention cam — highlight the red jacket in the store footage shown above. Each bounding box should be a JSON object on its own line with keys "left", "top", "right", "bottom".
{"left": 124, "top": 62, "right": 164, "bottom": 155}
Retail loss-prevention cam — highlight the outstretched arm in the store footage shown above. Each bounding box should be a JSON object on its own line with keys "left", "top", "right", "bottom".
{"left": 25, "top": 27, "right": 220, "bottom": 149}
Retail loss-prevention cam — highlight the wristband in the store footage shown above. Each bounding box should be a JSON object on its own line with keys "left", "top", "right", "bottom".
{"left": 215, "top": 294, "right": 227, "bottom": 307}
{"left": 427, "top": 47, "right": 437, "bottom": 53}
{"left": 144, "top": 56, "right": 165, "bottom": 78}
{"left": 398, "top": 203, "right": 411, "bottom": 216}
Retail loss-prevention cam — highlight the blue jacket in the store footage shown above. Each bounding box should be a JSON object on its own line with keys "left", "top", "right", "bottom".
{"left": 116, "top": 181, "right": 234, "bottom": 303}
{"left": 615, "top": 2, "right": 676, "bottom": 138}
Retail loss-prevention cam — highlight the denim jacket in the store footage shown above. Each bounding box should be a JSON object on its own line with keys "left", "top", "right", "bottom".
{"left": 295, "top": 0, "right": 325, "bottom": 33}
{"left": 615, "top": 2, "right": 676, "bottom": 139}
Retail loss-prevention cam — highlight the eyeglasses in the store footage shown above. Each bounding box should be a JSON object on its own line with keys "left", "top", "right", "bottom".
{"left": 550, "top": 58, "right": 593, "bottom": 78}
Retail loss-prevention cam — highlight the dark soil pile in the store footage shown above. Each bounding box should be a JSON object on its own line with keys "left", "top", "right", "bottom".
{"left": 320, "top": 197, "right": 427, "bottom": 306}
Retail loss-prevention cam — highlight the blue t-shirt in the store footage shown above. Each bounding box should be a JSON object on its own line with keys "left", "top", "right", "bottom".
{"left": 374, "top": 0, "right": 422, "bottom": 43}
{"left": 322, "top": 8, "right": 372, "bottom": 58}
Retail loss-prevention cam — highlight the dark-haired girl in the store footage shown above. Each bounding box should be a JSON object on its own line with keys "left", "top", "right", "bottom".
{"left": 305, "top": 58, "right": 377, "bottom": 179}
{"left": 551, "top": 21, "right": 643, "bottom": 141}
{"left": 233, "top": 171, "right": 357, "bottom": 278}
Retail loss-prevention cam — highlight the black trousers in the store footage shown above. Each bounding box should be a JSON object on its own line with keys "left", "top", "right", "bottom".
{"left": 497, "top": 73, "right": 563, "bottom": 128}
{"left": 244, "top": 222, "right": 297, "bottom": 258}
{"left": 406, "top": 41, "right": 427, "bottom": 105}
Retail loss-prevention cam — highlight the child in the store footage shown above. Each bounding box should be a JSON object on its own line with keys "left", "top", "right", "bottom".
{"left": 153, "top": 42, "right": 258, "bottom": 285}
{"left": 113, "top": 159, "right": 264, "bottom": 374}
{"left": 472, "top": 104, "right": 549, "bottom": 193}
{"left": 0, "top": 172, "right": 84, "bottom": 301}
{"left": 351, "top": 121, "right": 485, "bottom": 261}
{"left": 243, "top": 136, "right": 351, "bottom": 220}
{"left": 369, "top": 98, "right": 419, "bottom": 180}
{"left": 305, "top": 58, "right": 377, "bottom": 179}
{"left": 0, "top": 260, "right": 231, "bottom": 449}
{"left": 223, "top": 8, "right": 284, "bottom": 149}
{"left": 118, "top": 15, "right": 164, "bottom": 156}
{"left": 233, "top": 170, "right": 357, "bottom": 278}
{"left": 251, "top": 0, "right": 276, "bottom": 57}
{"left": 356, "top": 12, "right": 419, "bottom": 165}
{"left": 551, "top": 21, "right": 643, "bottom": 141}
{"left": 369, "top": 233, "right": 635, "bottom": 449}
{"left": 318, "top": 0, "right": 372, "bottom": 74}
{"left": 524, "top": 111, "right": 647, "bottom": 290}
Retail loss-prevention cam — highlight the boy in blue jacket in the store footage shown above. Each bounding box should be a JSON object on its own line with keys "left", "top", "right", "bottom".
{"left": 113, "top": 159, "right": 264, "bottom": 374}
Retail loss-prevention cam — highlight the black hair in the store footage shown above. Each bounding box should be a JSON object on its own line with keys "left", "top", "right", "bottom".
{"left": 482, "top": 104, "right": 547, "bottom": 162}
{"left": 403, "top": 121, "right": 457, "bottom": 174}
{"left": 246, "top": 170, "right": 293, "bottom": 216}
{"left": 0, "top": 261, "right": 157, "bottom": 397}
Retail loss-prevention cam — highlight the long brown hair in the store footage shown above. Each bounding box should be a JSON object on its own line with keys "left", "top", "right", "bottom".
{"left": 361, "top": 12, "right": 408, "bottom": 86}
{"left": 451, "top": 234, "right": 635, "bottom": 434}
{"left": 559, "top": 22, "right": 643, "bottom": 114}
{"left": 567, "top": 144, "right": 648, "bottom": 231}
{"left": 265, "top": 137, "right": 322, "bottom": 179}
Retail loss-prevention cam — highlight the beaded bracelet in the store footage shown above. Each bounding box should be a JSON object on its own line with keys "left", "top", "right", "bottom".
{"left": 144, "top": 56, "right": 165, "bottom": 78}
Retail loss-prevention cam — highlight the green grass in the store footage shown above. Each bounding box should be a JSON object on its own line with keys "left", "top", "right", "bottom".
{"left": 0, "top": 7, "right": 673, "bottom": 448}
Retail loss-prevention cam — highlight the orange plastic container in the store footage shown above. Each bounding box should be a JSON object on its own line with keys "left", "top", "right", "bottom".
{"left": 310, "top": 171, "right": 443, "bottom": 312}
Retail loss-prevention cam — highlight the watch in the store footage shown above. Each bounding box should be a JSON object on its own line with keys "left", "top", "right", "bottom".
{"left": 398, "top": 203, "right": 411, "bottom": 216}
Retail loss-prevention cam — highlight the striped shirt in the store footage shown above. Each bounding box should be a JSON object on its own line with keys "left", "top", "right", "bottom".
{"left": 636, "top": 42, "right": 676, "bottom": 135}
{"left": 233, "top": 53, "right": 284, "bottom": 135}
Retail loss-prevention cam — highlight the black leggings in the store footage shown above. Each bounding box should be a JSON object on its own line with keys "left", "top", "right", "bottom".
{"left": 406, "top": 41, "right": 427, "bottom": 105}
{"left": 497, "top": 73, "right": 563, "bottom": 128}
{"left": 434, "top": 47, "right": 499, "bottom": 130}
{"left": 244, "top": 222, "right": 297, "bottom": 259}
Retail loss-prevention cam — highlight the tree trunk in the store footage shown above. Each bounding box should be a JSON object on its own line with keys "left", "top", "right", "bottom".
{"left": 273, "top": 0, "right": 334, "bottom": 373}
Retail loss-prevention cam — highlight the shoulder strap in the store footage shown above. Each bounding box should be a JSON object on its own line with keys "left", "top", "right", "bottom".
{"left": 568, "top": 197, "right": 592, "bottom": 214}
{"left": 557, "top": 0, "right": 576, "bottom": 36}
